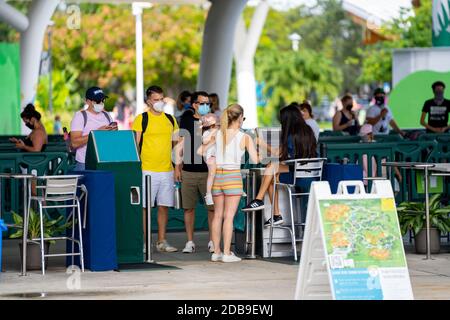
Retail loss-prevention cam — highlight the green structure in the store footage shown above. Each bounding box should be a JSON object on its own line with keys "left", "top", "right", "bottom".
{"left": 0, "top": 43, "right": 21, "bottom": 135}
{"left": 85, "top": 130, "right": 143, "bottom": 264}
{"left": 433, "top": 0, "right": 450, "bottom": 47}
{"left": 389, "top": 70, "right": 450, "bottom": 128}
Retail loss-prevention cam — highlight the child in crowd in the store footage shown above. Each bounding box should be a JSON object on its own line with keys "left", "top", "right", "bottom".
{"left": 197, "top": 113, "right": 219, "bottom": 206}
{"left": 359, "top": 124, "right": 374, "bottom": 143}
{"left": 359, "top": 124, "right": 401, "bottom": 191}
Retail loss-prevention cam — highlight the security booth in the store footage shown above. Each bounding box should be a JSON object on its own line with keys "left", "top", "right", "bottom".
{"left": 85, "top": 130, "right": 143, "bottom": 264}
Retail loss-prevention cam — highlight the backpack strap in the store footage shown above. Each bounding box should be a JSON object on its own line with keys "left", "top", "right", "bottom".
{"left": 81, "top": 110, "right": 112, "bottom": 129}
{"left": 139, "top": 112, "right": 149, "bottom": 154}
{"left": 81, "top": 110, "right": 88, "bottom": 129}
{"left": 102, "top": 110, "right": 112, "bottom": 123}
{"left": 164, "top": 113, "right": 175, "bottom": 127}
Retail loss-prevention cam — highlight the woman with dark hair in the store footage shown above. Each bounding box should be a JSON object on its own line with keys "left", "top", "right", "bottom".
{"left": 175, "top": 90, "right": 191, "bottom": 122}
{"left": 10, "top": 104, "right": 48, "bottom": 152}
{"left": 209, "top": 93, "right": 221, "bottom": 118}
{"left": 243, "top": 104, "right": 317, "bottom": 226}
{"left": 332, "top": 95, "right": 360, "bottom": 135}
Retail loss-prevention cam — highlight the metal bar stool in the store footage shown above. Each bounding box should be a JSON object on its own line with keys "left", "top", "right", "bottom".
{"left": 268, "top": 158, "right": 326, "bottom": 261}
{"left": 26, "top": 175, "right": 85, "bottom": 275}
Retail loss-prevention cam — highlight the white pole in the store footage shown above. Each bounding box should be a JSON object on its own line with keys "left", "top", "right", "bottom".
{"left": 132, "top": 2, "right": 151, "bottom": 115}
{"left": 233, "top": 0, "right": 269, "bottom": 129}
{"left": 0, "top": 0, "right": 29, "bottom": 32}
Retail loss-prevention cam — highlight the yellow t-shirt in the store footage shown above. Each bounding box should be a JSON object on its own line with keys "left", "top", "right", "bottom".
{"left": 132, "top": 112, "right": 179, "bottom": 172}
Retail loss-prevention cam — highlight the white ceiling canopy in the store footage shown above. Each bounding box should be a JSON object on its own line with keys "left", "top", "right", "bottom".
{"left": 342, "top": 0, "right": 413, "bottom": 27}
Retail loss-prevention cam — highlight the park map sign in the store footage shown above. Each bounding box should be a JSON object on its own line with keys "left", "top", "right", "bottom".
{"left": 295, "top": 181, "right": 413, "bottom": 300}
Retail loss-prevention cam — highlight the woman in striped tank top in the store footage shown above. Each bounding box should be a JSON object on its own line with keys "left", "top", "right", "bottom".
{"left": 211, "top": 104, "right": 259, "bottom": 263}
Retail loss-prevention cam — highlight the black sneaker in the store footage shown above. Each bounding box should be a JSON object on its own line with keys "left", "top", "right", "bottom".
{"left": 264, "top": 215, "right": 284, "bottom": 227}
{"left": 242, "top": 199, "right": 265, "bottom": 211}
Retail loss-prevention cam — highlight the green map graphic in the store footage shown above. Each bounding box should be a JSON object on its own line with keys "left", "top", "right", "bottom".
{"left": 319, "top": 198, "right": 406, "bottom": 269}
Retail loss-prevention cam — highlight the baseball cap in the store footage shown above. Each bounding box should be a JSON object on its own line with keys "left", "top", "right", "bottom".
{"left": 373, "top": 88, "right": 385, "bottom": 96}
{"left": 86, "top": 87, "right": 108, "bottom": 102}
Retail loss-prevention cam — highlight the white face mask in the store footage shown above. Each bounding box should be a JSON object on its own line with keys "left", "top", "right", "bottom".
{"left": 153, "top": 101, "right": 165, "bottom": 112}
{"left": 93, "top": 103, "right": 104, "bottom": 113}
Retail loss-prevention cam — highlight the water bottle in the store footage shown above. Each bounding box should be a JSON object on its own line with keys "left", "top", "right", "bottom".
{"left": 174, "top": 182, "right": 182, "bottom": 210}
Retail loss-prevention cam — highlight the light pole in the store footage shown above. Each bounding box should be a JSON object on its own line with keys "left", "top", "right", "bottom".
{"left": 288, "top": 32, "right": 301, "bottom": 52}
{"left": 48, "top": 20, "right": 54, "bottom": 114}
{"left": 132, "top": 2, "right": 152, "bottom": 115}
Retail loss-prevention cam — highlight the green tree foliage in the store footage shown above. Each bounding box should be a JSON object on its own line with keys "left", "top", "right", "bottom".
{"left": 358, "top": 0, "right": 433, "bottom": 84}
{"left": 247, "top": 0, "right": 356, "bottom": 125}
{"left": 50, "top": 4, "right": 205, "bottom": 100}
{"left": 256, "top": 49, "right": 342, "bottom": 126}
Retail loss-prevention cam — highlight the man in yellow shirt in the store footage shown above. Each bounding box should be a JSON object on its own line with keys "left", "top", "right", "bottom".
{"left": 132, "top": 85, "right": 179, "bottom": 252}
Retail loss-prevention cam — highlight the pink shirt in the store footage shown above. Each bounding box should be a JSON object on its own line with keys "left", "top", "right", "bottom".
{"left": 70, "top": 110, "right": 110, "bottom": 163}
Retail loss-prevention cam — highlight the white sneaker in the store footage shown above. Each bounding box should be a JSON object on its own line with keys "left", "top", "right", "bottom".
{"left": 211, "top": 252, "right": 223, "bottom": 262}
{"left": 204, "top": 193, "right": 214, "bottom": 205}
{"left": 208, "top": 240, "right": 215, "bottom": 253}
{"left": 222, "top": 252, "right": 242, "bottom": 263}
{"left": 182, "top": 241, "right": 196, "bottom": 253}
{"left": 156, "top": 240, "right": 178, "bottom": 253}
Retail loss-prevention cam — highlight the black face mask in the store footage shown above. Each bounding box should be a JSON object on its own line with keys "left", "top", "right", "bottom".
{"left": 345, "top": 104, "right": 353, "bottom": 111}
{"left": 375, "top": 97, "right": 385, "bottom": 106}
{"left": 434, "top": 90, "right": 444, "bottom": 100}
{"left": 25, "top": 122, "right": 34, "bottom": 130}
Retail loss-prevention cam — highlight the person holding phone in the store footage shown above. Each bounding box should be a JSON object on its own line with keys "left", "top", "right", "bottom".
{"left": 332, "top": 95, "right": 359, "bottom": 136}
{"left": 70, "top": 86, "right": 117, "bottom": 170}
{"left": 10, "top": 104, "right": 48, "bottom": 152}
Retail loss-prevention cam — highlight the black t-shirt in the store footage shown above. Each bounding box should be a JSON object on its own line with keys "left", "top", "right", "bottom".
{"left": 179, "top": 108, "right": 208, "bottom": 172}
{"left": 422, "top": 98, "right": 450, "bottom": 130}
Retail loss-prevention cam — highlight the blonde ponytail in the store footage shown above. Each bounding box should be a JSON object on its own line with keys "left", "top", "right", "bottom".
{"left": 220, "top": 107, "right": 230, "bottom": 153}
{"left": 220, "top": 104, "right": 244, "bottom": 153}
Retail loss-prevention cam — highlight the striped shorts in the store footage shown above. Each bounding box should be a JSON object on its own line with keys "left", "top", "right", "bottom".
{"left": 212, "top": 168, "right": 243, "bottom": 197}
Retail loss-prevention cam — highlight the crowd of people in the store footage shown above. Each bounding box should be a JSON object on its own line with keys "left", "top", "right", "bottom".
{"left": 9, "top": 80, "right": 450, "bottom": 263}
{"left": 332, "top": 81, "right": 450, "bottom": 137}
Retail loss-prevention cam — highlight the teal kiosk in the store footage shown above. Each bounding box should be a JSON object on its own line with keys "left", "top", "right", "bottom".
{"left": 85, "top": 130, "right": 143, "bottom": 264}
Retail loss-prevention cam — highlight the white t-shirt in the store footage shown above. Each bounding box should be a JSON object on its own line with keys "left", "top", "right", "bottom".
{"left": 305, "top": 118, "right": 320, "bottom": 142}
{"left": 366, "top": 105, "right": 393, "bottom": 135}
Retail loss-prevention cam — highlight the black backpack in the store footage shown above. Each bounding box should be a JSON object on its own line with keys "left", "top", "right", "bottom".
{"left": 139, "top": 112, "right": 175, "bottom": 153}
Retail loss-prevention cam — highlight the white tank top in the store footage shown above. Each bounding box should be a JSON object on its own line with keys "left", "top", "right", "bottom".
{"left": 215, "top": 130, "right": 245, "bottom": 170}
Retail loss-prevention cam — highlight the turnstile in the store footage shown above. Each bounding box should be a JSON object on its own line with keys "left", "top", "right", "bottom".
{"left": 85, "top": 130, "right": 143, "bottom": 264}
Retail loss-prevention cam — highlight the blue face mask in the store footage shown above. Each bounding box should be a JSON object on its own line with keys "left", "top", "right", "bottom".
{"left": 183, "top": 103, "right": 191, "bottom": 109}
{"left": 198, "top": 103, "right": 211, "bottom": 116}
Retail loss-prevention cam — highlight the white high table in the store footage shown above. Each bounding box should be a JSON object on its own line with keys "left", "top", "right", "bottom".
{"left": 382, "top": 162, "right": 450, "bottom": 260}
{"left": 0, "top": 173, "right": 34, "bottom": 276}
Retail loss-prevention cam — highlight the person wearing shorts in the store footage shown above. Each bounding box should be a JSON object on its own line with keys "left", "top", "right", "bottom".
{"left": 133, "top": 85, "right": 179, "bottom": 253}
{"left": 175, "top": 91, "right": 215, "bottom": 254}
{"left": 210, "top": 104, "right": 258, "bottom": 263}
